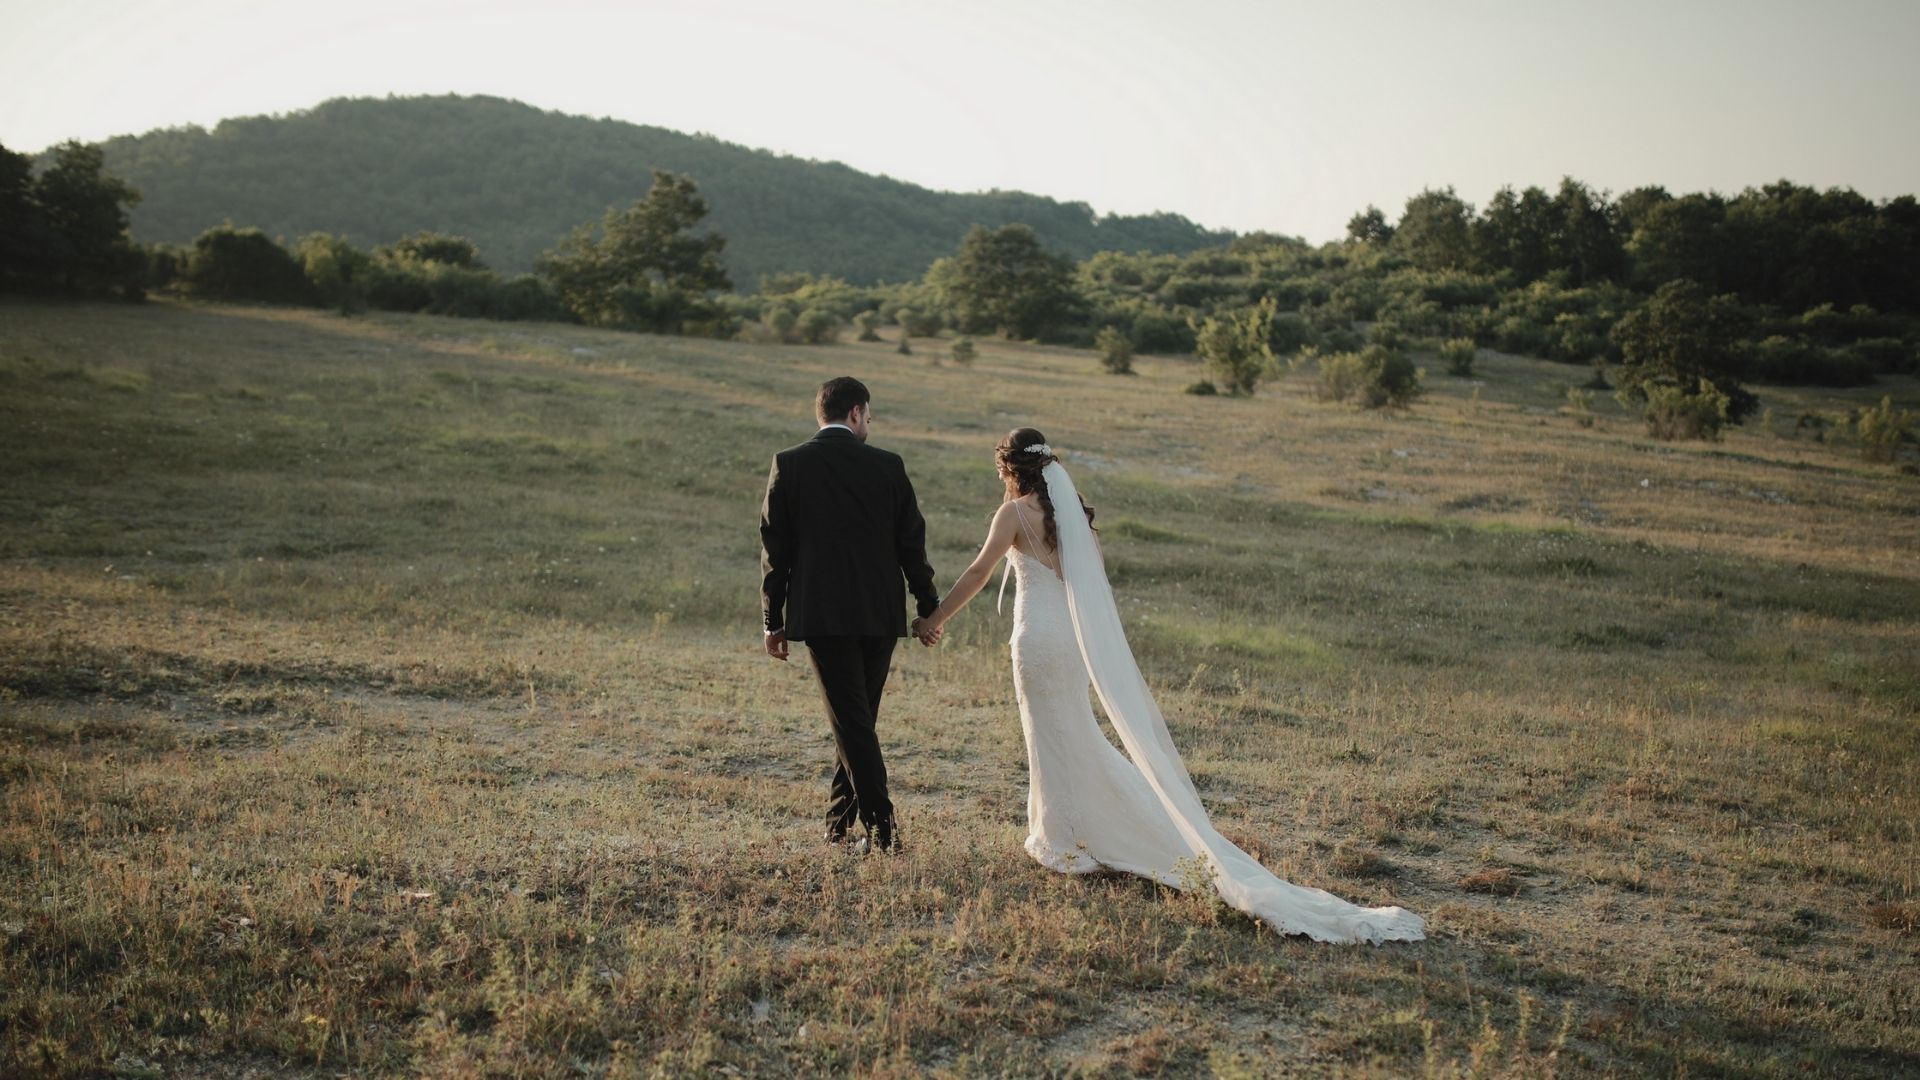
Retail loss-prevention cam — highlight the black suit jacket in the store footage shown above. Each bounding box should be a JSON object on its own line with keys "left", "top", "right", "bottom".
{"left": 760, "top": 427, "right": 940, "bottom": 640}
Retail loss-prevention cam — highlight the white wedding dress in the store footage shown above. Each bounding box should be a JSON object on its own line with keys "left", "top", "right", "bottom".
{"left": 997, "top": 461, "right": 1424, "bottom": 944}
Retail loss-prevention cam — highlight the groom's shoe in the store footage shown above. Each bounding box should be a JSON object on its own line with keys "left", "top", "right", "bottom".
{"left": 871, "top": 814, "right": 901, "bottom": 856}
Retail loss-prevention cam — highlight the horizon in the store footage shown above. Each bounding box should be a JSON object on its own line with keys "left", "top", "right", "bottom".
{"left": 3, "top": 0, "right": 1918, "bottom": 243}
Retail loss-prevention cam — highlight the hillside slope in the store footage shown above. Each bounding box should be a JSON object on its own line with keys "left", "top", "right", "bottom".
{"left": 86, "top": 94, "right": 1235, "bottom": 284}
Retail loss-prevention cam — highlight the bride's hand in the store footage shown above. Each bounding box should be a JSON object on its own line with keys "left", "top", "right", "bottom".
{"left": 911, "top": 616, "right": 944, "bottom": 646}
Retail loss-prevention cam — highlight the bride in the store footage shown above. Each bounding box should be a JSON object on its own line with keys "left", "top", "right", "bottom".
{"left": 916, "top": 428, "right": 1425, "bottom": 944}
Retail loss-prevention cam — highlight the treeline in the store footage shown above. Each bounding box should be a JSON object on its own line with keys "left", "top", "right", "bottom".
{"left": 87, "top": 94, "right": 1232, "bottom": 285}
{"left": 6, "top": 135, "right": 1914, "bottom": 446}
{"left": 3, "top": 137, "right": 735, "bottom": 334}
{"left": 711, "top": 180, "right": 1920, "bottom": 392}
{"left": 2, "top": 141, "right": 147, "bottom": 297}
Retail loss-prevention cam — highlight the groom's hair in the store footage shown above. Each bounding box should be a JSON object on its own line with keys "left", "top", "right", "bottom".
{"left": 815, "top": 376, "right": 870, "bottom": 423}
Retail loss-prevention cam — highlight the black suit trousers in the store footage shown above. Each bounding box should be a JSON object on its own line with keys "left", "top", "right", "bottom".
{"left": 805, "top": 635, "right": 898, "bottom": 837}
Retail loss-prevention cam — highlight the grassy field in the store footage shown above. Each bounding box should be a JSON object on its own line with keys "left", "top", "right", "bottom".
{"left": 1, "top": 294, "right": 1915, "bottom": 1077}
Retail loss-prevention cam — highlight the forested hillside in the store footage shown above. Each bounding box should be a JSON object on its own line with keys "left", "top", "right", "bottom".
{"left": 84, "top": 94, "right": 1232, "bottom": 284}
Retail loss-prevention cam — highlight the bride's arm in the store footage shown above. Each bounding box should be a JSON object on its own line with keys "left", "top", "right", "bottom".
{"left": 925, "top": 502, "right": 1018, "bottom": 631}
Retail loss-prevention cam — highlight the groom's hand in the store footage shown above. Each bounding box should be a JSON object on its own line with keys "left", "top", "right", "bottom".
{"left": 764, "top": 629, "right": 788, "bottom": 661}
{"left": 910, "top": 617, "right": 943, "bottom": 647}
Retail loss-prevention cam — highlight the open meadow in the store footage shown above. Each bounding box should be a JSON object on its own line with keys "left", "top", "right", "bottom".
{"left": 1, "top": 295, "right": 1916, "bottom": 1077}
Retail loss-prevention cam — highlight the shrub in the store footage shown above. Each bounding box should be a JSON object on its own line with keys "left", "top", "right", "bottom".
{"left": 1184, "top": 380, "right": 1218, "bottom": 395}
{"left": 1313, "top": 350, "right": 1372, "bottom": 403}
{"left": 1314, "top": 345, "right": 1425, "bottom": 408}
{"left": 1439, "top": 337, "right": 1476, "bottom": 376}
{"left": 1610, "top": 279, "right": 1759, "bottom": 430}
{"left": 1095, "top": 326, "right": 1134, "bottom": 374}
{"left": 381, "top": 231, "right": 484, "bottom": 268}
{"left": 1751, "top": 335, "right": 1872, "bottom": 385}
{"left": 1319, "top": 325, "right": 1365, "bottom": 353}
{"left": 949, "top": 336, "right": 977, "bottom": 365}
{"left": 1363, "top": 348, "right": 1425, "bottom": 408}
{"left": 1624, "top": 377, "right": 1732, "bottom": 440}
{"left": 180, "top": 225, "right": 316, "bottom": 304}
{"left": 1799, "top": 303, "right": 1851, "bottom": 345}
{"left": 764, "top": 305, "right": 799, "bottom": 343}
{"left": 798, "top": 307, "right": 840, "bottom": 345}
{"left": 1370, "top": 322, "right": 1408, "bottom": 351}
{"left": 1849, "top": 337, "right": 1912, "bottom": 375}
{"left": 296, "top": 233, "right": 373, "bottom": 310}
{"left": 894, "top": 306, "right": 943, "bottom": 337}
{"left": 1856, "top": 396, "right": 1914, "bottom": 462}
{"left": 1494, "top": 315, "right": 1550, "bottom": 356}
{"left": 1267, "top": 311, "right": 1313, "bottom": 357}
{"left": 1190, "top": 296, "right": 1278, "bottom": 396}
{"left": 1564, "top": 386, "right": 1595, "bottom": 427}
{"left": 852, "top": 311, "right": 881, "bottom": 342}
{"left": 1130, "top": 310, "right": 1193, "bottom": 354}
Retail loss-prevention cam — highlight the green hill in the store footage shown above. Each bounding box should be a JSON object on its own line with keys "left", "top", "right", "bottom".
{"left": 85, "top": 94, "right": 1235, "bottom": 285}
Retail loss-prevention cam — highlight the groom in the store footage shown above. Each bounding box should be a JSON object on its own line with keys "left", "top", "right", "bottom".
{"left": 760, "top": 376, "right": 941, "bottom": 854}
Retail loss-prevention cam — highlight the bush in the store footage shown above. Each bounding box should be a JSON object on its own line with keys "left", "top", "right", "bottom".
{"left": 1849, "top": 337, "right": 1912, "bottom": 375}
{"left": 1095, "top": 326, "right": 1134, "bottom": 374}
{"left": 1313, "top": 351, "right": 1372, "bottom": 403}
{"left": 1753, "top": 335, "right": 1877, "bottom": 386}
{"left": 1623, "top": 377, "right": 1732, "bottom": 440}
{"left": 1184, "top": 380, "right": 1218, "bottom": 395}
{"left": 1799, "top": 303, "right": 1851, "bottom": 345}
{"left": 852, "top": 311, "right": 881, "bottom": 342}
{"left": 1319, "top": 325, "right": 1365, "bottom": 353}
{"left": 180, "top": 225, "right": 316, "bottom": 304}
{"left": 1494, "top": 315, "right": 1550, "bottom": 356}
{"left": 949, "top": 336, "right": 977, "bottom": 365}
{"left": 798, "top": 307, "right": 840, "bottom": 345}
{"left": 764, "top": 305, "right": 799, "bottom": 343}
{"left": 1564, "top": 386, "right": 1595, "bottom": 427}
{"left": 381, "top": 231, "right": 484, "bottom": 268}
{"left": 1369, "top": 322, "right": 1408, "bottom": 351}
{"left": 1130, "top": 310, "right": 1193, "bottom": 354}
{"left": 1364, "top": 348, "right": 1425, "bottom": 408}
{"left": 1267, "top": 311, "right": 1313, "bottom": 357}
{"left": 1190, "top": 297, "right": 1278, "bottom": 396}
{"left": 1314, "top": 345, "right": 1425, "bottom": 408}
{"left": 894, "top": 306, "right": 943, "bottom": 337}
{"left": 293, "top": 233, "right": 371, "bottom": 312}
{"left": 1440, "top": 337, "right": 1477, "bottom": 376}
{"left": 1856, "top": 396, "right": 1914, "bottom": 462}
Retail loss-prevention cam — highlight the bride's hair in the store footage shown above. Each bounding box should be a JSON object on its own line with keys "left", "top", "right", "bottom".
{"left": 996, "top": 427, "right": 1094, "bottom": 550}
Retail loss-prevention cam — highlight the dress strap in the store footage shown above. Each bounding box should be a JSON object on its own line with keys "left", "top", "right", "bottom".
{"left": 1010, "top": 498, "right": 1047, "bottom": 552}
{"left": 998, "top": 499, "right": 1046, "bottom": 614}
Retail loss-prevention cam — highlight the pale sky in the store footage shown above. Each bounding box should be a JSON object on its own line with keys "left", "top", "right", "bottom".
{"left": 2, "top": 0, "right": 1915, "bottom": 242}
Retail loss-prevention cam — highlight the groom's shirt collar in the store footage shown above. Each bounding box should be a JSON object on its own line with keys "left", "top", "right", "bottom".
{"left": 817, "top": 423, "right": 854, "bottom": 436}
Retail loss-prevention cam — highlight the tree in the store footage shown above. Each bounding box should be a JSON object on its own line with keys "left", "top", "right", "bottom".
{"left": 934, "top": 224, "right": 1081, "bottom": 340}
{"left": 1613, "top": 185, "right": 1673, "bottom": 239}
{"left": 1393, "top": 187, "right": 1474, "bottom": 271}
{"left": 1189, "top": 296, "right": 1277, "bottom": 396}
{"left": 180, "top": 225, "right": 316, "bottom": 304}
{"left": 296, "top": 232, "right": 375, "bottom": 311}
{"left": 1473, "top": 185, "right": 1555, "bottom": 281}
{"left": 1095, "top": 326, "right": 1134, "bottom": 374}
{"left": 381, "top": 231, "right": 484, "bottom": 267}
{"left": 0, "top": 143, "right": 51, "bottom": 284}
{"left": 1628, "top": 192, "right": 1728, "bottom": 292}
{"left": 538, "top": 169, "right": 731, "bottom": 334}
{"left": 1610, "top": 279, "right": 1758, "bottom": 438}
{"left": 1346, "top": 205, "right": 1394, "bottom": 245}
{"left": 4, "top": 140, "right": 144, "bottom": 295}
{"left": 1549, "top": 177, "right": 1626, "bottom": 285}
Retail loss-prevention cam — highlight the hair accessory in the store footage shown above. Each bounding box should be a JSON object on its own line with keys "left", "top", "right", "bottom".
{"left": 1024, "top": 443, "right": 1052, "bottom": 456}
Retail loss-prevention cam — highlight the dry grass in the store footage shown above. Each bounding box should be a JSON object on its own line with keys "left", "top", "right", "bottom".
{"left": 1, "top": 295, "right": 1916, "bottom": 1077}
